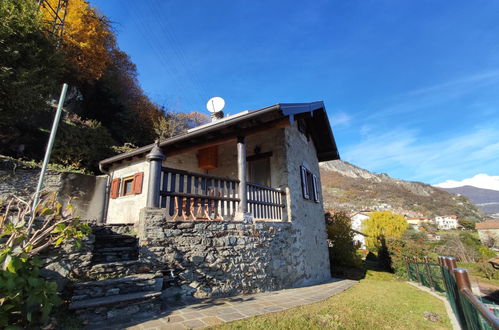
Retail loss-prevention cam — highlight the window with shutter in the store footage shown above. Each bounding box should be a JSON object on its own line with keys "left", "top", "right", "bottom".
{"left": 300, "top": 166, "right": 310, "bottom": 199}
{"left": 110, "top": 178, "right": 121, "bottom": 199}
{"left": 132, "top": 172, "right": 144, "bottom": 194}
{"left": 312, "top": 174, "right": 319, "bottom": 203}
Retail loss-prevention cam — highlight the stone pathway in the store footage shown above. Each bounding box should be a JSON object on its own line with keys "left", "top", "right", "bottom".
{"left": 123, "top": 279, "right": 357, "bottom": 329}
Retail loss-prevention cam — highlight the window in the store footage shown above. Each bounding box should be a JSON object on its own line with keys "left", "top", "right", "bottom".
{"left": 110, "top": 172, "right": 144, "bottom": 199}
{"left": 122, "top": 176, "right": 134, "bottom": 196}
{"left": 300, "top": 165, "right": 319, "bottom": 203}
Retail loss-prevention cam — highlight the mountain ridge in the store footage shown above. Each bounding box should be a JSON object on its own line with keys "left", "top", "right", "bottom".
{"left": 436, "top": 185, "right": 499, "bottom": 217}
{"left": 319, "top": 160, "right": 484, "bottom": 221}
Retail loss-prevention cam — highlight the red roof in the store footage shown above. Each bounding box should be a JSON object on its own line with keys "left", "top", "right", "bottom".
{"left": 476, "top": 220, "right": 499, "bottom": 230}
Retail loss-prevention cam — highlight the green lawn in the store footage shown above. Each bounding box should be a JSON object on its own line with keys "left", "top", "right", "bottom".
{"left": 212, "top": 270, "right": 452, "bottom": 330}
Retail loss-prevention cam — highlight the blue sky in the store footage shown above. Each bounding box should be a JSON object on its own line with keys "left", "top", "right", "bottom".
{"left": 90, "top": 0, "right": 499, "bottom": 185}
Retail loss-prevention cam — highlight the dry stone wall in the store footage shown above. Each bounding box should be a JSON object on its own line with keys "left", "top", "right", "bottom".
{"left": 136, "top": 209, "right": 312, "bottom": 299}
{"left": 136, "top": 208, "right": 328, "bottom": 299}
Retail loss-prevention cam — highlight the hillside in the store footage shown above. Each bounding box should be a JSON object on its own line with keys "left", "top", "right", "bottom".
{"left": 437, "top": 186, "right": 499, "bottom": 217}
{"left": 320, "top": 160, "right": 484, "bottom": 221}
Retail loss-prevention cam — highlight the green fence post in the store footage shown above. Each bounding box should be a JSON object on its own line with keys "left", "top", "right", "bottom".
{"left": 424, "top": 256, "right": 435, "bottom": 291}
{"left": 413, "top": 256, "right": 423, "bottom": 285}
{"left": 405, "top": 257, "right": 411, "bottom": 280}
{"left": 443, "top": 257, "right": 467, "bottom": 329}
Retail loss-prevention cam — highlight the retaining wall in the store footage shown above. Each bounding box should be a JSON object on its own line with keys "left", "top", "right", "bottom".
{"left": 137, "top": 208, "right": 330, "bottom": 299}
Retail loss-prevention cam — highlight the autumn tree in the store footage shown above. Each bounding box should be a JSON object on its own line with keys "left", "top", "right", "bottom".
{"left": 362, "top": 211, "right": 408, "bottom": 249}
{"left": 41, "top": 0, "right": 113, "bottom": 83}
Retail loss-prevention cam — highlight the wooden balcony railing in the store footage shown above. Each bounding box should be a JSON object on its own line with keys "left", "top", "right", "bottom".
{"left": 247, "top": 182, "right": 285, "bottom": 220}
{"left": 159, "top": 167, "right": 285, "bottom": 221}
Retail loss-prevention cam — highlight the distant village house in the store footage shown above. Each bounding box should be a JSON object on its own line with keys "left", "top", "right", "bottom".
{"left": 475, "top": 220, "right": 499, "bottom": 248}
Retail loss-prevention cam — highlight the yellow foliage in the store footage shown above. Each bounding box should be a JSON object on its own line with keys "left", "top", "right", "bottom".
{"left": 41, "top": 0, "right": 113, "bottom": 81}
{"left": 362, "top": 211, "right": 407, "bottom": 248}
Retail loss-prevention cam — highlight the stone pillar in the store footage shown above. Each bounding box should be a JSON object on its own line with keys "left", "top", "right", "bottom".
{"left": 237, "top": 136, "right": 247, "bottom": 214}
{"left": 146, "top": 141, "right": 165, "bottom": 208}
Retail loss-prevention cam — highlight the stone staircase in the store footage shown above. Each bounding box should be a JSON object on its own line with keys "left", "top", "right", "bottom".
{"left": 68, "top": 225, "right": 163, "bottom": 326}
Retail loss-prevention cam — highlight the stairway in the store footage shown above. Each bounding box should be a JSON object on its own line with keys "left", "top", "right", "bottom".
{"left": 69, "top": 225, "right": 163, "bottom": 326}
{"left": 69, "top": 273, "right": 163, "bottom": 326}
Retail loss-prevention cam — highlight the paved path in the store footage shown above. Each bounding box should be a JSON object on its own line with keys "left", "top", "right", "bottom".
{"left": 125, "top": 279, "right": 357, "bottom": 329}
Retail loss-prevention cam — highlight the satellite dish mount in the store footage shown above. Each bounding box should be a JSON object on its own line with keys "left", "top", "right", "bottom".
{"left": 206, "top": 97, "right": 225, "bottom": 121}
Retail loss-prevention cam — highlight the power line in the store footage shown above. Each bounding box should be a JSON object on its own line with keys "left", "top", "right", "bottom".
{"left": 123, "top": 2, "right": 202, "bottom": 108}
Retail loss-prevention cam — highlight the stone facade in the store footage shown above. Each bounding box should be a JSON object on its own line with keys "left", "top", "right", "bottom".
{"left": 282, "top": 124, "right": 331, "bottom": 284}
{"left": 136, "top": 206, "right": 329, "bottom": 299}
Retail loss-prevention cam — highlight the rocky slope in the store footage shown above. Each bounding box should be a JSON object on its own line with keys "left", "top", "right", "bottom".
{"left": 320, "top": 160, "right": 484, "bottom": 221}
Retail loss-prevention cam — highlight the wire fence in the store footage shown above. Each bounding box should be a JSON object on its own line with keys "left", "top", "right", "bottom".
{"left": 407, "top": 256, "right": 499, "bottom": 330}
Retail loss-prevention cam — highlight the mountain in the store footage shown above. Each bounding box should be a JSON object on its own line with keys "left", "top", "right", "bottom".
{"left": 319, "top": 160, "right": 484, "bottom": 221}
{"left": 436, "top": 186, "right": 499, "bottom": 218}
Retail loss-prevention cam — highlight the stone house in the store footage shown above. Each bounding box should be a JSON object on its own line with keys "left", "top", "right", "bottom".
{"left": 96, "top": 101, "right": 340, "bottom": 298}
{"left": 476, "top": 220, "right": 499, "bottom": 248}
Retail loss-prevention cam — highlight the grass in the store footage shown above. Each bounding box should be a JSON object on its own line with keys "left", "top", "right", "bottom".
{"left": 212, "top": 270, "right": 452, "bottom": 330}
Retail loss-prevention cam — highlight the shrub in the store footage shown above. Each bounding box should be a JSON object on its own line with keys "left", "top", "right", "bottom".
{"left": 385, "top": 238, "right": 433, "bottom": 279}
{"left": 0, "top": 194, "right": 91, "bottom": 327}
{"left": 326, "top": 212, "right": 362, "bottom": 269}
{"left": 51, "top": 114, "right": 116, "bottom": 172}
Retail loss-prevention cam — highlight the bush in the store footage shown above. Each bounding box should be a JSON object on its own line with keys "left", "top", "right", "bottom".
{"left": 385, "top": 238, "right": 433, "bottom": 279}
{"left": 0, "top": 194, "right": 91, "bottom": 327}
{"left": 326, "top": 212, "right": 362, "bottom": 269}
{"left": 51, "top": 114, "right": 116, "bottom": 172}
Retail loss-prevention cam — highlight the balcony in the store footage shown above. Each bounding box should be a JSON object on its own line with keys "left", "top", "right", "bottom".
{"left": 159, "top": 167, "right": 285, "bottom": 221}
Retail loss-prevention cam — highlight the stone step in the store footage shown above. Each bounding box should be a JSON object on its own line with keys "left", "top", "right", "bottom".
{"left": 94, "top": 234, "right": 137, "bottom": 240}
{"left": 69, "top": 290, "right": 161, "bottom": 310}
{"left": 88, "top": 260, "right": 154, "bottom": 278}
{"left": 91, "top": 246, "right": 139, "bottom": 263}
{"left": 72, "top": 273, "right": 162, "bottom": 301}
{"left": 70, "top": 291, "right": 161, "bottom": 326}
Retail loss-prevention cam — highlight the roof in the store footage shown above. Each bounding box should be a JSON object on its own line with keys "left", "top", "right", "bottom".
{"left": 99, "top": 101, "right": 340, "bottom": 170}
{"left": 476, "top": 220, "right": 499, "bottom": 230}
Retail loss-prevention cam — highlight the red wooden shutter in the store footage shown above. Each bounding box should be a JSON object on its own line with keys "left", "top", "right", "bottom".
{"left": 300, "top": 166, "right": 309, "bottom": 199}
{"left": 132, "top": 172, "right": 144, "bottom": 194}
{"left": 110, "top": 178, "right": 121, "bottom": 199}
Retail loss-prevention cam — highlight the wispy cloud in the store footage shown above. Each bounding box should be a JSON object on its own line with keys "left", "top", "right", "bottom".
{"left": 331, "top": 112, "right": 351, "bottom": 127}
{"left": 342, "top": 122, "right": 499, "bottom": 184}
{"left": 363, "top": 70, "right": 499, "bottom": 122}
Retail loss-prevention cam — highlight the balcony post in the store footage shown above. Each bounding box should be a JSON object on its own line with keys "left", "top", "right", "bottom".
{"left": 237, "top": 136, "right": 247, "bottom": 214}
{"left": 146, "top": 140, "right": 165, "bottom": 208}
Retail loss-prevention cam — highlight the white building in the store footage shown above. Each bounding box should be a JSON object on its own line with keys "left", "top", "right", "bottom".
{"left": 434, "top": 215, "right": 458, "bottom": 230}
{"left": 350, "top": 212, "right": 371, "bottom": 249}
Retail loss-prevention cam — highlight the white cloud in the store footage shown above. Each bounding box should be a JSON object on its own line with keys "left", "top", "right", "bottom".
{"left": 435, "top": 174, "right": 499, "bottom": 191}
{"left": 331, "top": 112, "right": 351, "bottom": 127}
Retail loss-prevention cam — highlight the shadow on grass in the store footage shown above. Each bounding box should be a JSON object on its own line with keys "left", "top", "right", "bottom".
{"left": 331, "top": 258, "right": 394, "bottom": 281}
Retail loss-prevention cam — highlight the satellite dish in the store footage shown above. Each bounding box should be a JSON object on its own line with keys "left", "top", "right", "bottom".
{"left": 206, "top": 97, "right": 225, "bottom": 113}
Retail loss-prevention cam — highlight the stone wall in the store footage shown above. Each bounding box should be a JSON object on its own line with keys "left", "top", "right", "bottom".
{"left": 136, "top": 208, "right": 326, "bottom": 299}
{"left": 0, "top": 157, "right": 107, "bottom": 222}
{"left": 283, "top": 123, "right": 331, "bottom": 285}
